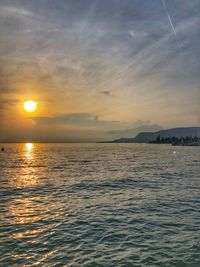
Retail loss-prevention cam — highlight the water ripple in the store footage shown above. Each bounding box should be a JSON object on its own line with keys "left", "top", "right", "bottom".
{"left": 0, "top": 143, "right": 199, "bottom": 266}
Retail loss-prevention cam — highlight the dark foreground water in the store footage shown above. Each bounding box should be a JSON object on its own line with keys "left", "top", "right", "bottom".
{"left": 0, "top": 143, "right": 199, "bottom": 267}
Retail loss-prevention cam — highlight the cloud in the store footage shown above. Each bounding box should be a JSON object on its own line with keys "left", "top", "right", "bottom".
{"left": 108, "top": 122, "right": 163, "bottom": 138}
{"left": 133, "top": 120, "right": 151, "bottom": 127}
{"left": 0, "top": 85, "right": 21, "bottom": 114}
{"left": 0, "top": 6, "right": 34, "bottom": 17}
{"left": 33, "top": 113, "right": 120, "bottom": 129}
{"left": 101, "top": 90, "right": 111, "bottom": 95}
{"left": 0, "top": 87, "right": 17, "bottom": 94}
{"left": 0, "top": 99, "right": 17, "bottom": 111}
{"left": 0, "top": 0, "right": 199, "bottom": 142}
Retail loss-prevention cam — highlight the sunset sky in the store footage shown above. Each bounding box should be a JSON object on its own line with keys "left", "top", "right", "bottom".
{"left": 0, "top": 0, "right": 199, "bottom": 142}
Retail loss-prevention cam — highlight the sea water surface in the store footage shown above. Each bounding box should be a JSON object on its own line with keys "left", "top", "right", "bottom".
{"left": 0, "top": 143, "right": 199, "bottom": 267}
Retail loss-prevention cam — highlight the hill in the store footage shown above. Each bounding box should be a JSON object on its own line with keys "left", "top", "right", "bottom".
{"left": 109, "top": 127, "right": 200, "bottom": 143}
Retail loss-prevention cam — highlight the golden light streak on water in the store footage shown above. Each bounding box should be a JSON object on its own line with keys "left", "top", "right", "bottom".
{"left": 25, "top": 143, "right": 34, "bottom": 161}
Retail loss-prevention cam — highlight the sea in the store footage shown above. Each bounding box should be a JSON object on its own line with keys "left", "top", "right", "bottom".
{"left": 0, "top": 143, "right": 199, "bottom": 267}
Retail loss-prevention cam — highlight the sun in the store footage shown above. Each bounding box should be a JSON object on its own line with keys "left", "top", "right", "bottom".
{"left": 24, "top": 100, "right": 37, "bottom": 112}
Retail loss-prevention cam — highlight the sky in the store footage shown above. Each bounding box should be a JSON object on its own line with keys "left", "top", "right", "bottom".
{"left": 0, "top": 0, "right": 199, "bottom": 142}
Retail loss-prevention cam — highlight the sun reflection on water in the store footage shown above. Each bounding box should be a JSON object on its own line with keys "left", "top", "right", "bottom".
{"left": 11, "top": 143, "right": 40, "bottom": 188}
{"left": 25, "top": 143, "right": 34, "bottom": 161}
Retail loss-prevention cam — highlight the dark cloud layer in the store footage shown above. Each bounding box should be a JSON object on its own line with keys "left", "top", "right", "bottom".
{"left": 33, "top": 113, "right": 120, "bottom": 129}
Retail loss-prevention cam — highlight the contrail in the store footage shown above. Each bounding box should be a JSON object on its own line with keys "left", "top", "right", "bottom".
{"left": 162, "top": 0, "right": 182, "bottom": 54}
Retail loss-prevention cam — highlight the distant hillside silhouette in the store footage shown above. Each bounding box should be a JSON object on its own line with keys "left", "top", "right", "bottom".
{"left": 104, "top": 127, "right": 200, "bottom": 143}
